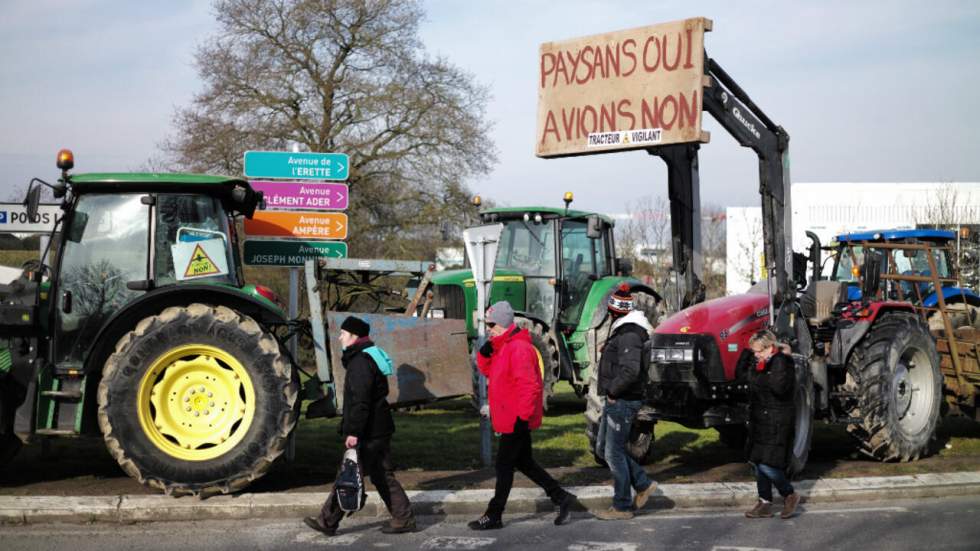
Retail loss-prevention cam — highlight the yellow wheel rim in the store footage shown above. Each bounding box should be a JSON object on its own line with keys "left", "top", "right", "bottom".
{"left": 136, "top": 344, "right": 256, "bottom": 461}
{"left": 535, "top": 348, "right": 545, "bottom": 380}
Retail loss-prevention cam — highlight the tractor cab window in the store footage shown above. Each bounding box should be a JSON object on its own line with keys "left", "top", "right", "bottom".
{"left": 55, "top": 194, "right": 149, "bottom": 365}
{"left": 560, "top": 220, "right": 600, "bottom": 324}
{"left": 496, "top": 219, "right": 556, "bottom": 277}
{"left": 834, "top": 245, "right": 864, "bottom": 282}
{"left": 154, "top": 195, "right": 237, "bottom": 287}
{"left": 496, "top": 219, "right": 557, "bottom": 322}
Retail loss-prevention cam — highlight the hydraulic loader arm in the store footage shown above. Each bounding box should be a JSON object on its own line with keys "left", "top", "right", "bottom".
{"left": 646, "top": 56, "right": 793, "bottom": 325}
{"left": 701, "top": 58, "right": 793, "bottom": 304}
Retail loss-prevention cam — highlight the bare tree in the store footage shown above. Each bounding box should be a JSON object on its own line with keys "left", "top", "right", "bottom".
{"left": 163, "top": 0, "right": 496, "bottom": 259}
{"left": 733, "top": 207, "right": 763, "bottom": 290}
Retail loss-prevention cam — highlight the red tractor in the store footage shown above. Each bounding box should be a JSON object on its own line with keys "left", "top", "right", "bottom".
{"left": 586, "top": 56, "right": 959, "bottom": 473}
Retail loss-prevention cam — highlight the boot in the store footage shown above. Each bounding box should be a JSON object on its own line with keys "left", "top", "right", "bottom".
{"left": 303, "top": 516, "right": 337, "bottom": 536}
{"left": 467, "top": 514, "right": 503, "bottom": 531}
{"left": 381, "top": 517, "right": 417, "bottom": 534}
{"left": 555, "top": 492, "right": 576, "bottom": 526}
{"left": 745, "top": 499, "right": 774, "bottom": 518}
{"left": 633, "top": 482, "right": 658, "bottom": 510}
{"left": 593, "top": 507, "right": 634, "bottom": 521}
{"left": 780, "top": 493, "right": 800, "bottom": 519}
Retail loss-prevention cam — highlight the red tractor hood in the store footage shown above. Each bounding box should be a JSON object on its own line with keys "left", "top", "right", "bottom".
{"left": 655, "top": 293, "right": 771, "bottom": 380}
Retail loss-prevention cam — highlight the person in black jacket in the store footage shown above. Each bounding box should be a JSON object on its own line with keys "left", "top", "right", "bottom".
{"left": 744, "top": 329, "right": 801, "bottom": 520}
{"left": 305, "top": 316, "right": 416, "bottom": 536}
{"left": 593, "top": 284, "right": 657, "bottom": 520}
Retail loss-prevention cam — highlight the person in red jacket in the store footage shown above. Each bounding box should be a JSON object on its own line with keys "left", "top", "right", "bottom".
{"left": 468, "top": 301, "right": 576, "bottom": 530}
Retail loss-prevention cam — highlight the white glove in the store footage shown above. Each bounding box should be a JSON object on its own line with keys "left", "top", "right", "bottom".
{"left": 480, "top": 404, "right": 491, "bottom": 419}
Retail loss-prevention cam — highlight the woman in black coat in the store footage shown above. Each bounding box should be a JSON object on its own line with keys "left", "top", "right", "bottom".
{"left": 744, "top": 329, "right": 800, "bottom": 519}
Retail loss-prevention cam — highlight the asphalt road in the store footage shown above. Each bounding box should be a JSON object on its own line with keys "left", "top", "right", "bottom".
{"left": 2, "top": 495, "right": 979, "bottom": 551}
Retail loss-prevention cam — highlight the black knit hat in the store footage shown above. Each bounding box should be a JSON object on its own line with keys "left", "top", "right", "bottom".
{"left": 340, "top": 316, "right": 370, "bottom": 337}
{"left": 607, "top": 283, "right": 634, "bottom": 315}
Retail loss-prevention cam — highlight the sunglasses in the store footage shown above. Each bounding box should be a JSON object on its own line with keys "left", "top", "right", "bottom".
{"left": 487, "top": 322, "right": 497, "bottom": 328}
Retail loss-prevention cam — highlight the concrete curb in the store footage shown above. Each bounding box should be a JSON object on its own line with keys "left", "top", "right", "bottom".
{"left": 2, "top": 471, "right": 979, "bottom": 524}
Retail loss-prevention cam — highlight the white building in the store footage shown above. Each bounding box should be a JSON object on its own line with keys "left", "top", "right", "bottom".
{"left": 726, "top": 183, "right": 980, "bottom": 294}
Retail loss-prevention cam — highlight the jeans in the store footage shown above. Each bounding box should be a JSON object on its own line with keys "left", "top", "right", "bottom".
{"left": 602, "top": 399, "right": 654, "bottom": 511}
{"left": 486, "top": 421, "right": 567, "bottom": 518}
{"left": 752, "top": 462, "right": 794, "bottom": 502}
{"left": 320, "top": 436, "right": 414, "bottom": 529}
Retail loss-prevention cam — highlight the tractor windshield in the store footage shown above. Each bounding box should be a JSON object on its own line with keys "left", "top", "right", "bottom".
{"left": 834, "top": 245, "right": 864, "bottom": 283}
{"left": 55, "top": 193, "right": 150, "bottom": 364}
{"left": 497, "top": 219, "right": 557, "bottom": 322}
{"left": 496, "top": 220, "right": 557, "bottom": 277}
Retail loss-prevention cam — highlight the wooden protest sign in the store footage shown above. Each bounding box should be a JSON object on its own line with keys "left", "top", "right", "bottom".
{"left": 536, "top": 17, "right": 712, "bottom": 158}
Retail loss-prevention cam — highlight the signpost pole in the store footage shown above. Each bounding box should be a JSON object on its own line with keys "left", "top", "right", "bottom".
{"left": 463, "top": 224, "right": 503, "bottom": 468}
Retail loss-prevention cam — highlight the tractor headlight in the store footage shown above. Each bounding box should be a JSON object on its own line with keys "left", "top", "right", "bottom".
{"left": 651, "top": 347, "right": 694, "bottom": 363}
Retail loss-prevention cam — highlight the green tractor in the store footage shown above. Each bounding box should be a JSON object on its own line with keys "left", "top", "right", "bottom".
{"left": 426, "top": 197, "right": 662, "bottom": 411}
{"left": 0, "top": 150, "right": 298, "bottom": 496}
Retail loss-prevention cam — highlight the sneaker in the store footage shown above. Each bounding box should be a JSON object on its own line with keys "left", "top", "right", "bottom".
{"left": 745, "top": 499, "right": 774, "bottom": 518}
{"left": 593, "top": 507, "right": 634, "bottom": 521}
{"left": 555, "top": 492, "right": 576, "bottom": 526}
{"left": 780, "top": 493, "right": 800, "bottom": 519}
{"left": 381, "top": 517, "right": 417, "bottom": 534}
{"left": 303, "top": 516, "right": 337, "bottom": 536}
{"left": 633, "top": 482, "right": 658, "bottom": 510}
{"left": 467, "top": 515, "right": 503, "bottom": 531}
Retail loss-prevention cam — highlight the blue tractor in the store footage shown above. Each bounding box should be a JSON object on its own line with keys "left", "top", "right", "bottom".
{"left": 826, "top": 229, "right": 980, "bottom": 322}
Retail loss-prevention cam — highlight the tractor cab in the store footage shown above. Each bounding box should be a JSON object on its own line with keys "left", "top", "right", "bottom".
{"left": 477, "top": 201, "right": 617, "bottom": 329}
{"left": 22, "top": 151, "right": 273, "bottom": 375}
{"left": 828, "top": 229, "right": 977, "bottom": 308}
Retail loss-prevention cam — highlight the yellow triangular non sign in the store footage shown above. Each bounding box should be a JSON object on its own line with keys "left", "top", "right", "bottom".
{"left": 184, "top": 243, "right": 221, "bottom": 278}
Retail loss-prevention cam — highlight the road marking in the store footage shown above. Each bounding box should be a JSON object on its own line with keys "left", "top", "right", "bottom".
{"left": 420, "top": 536, "right": 497, "bottom": 550}
{"left": 712, "top": 547, "right": 783, "bottom": 551}
{"left": 646, "top": 506, "right": 909, "bottom": 521}
{"left": 568, "top": 543, "right": 638, "bottom": 551}
{"left": 806, "top": 506, "right": 908, "bottom": 515}
{"left": 292, "top": 531, "right": 362, "bottom": 546}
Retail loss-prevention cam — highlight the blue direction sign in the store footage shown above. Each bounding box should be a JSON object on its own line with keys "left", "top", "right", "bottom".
{"left": 243, "top": 240, "right": 348, "bottom": 266}
{"left": 244, "top": 151, "right": 349, "bottom": 181}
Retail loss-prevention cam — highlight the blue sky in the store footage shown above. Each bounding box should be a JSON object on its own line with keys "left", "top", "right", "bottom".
{"left": 2, "top": 1, "right": 979, "bottom": 214}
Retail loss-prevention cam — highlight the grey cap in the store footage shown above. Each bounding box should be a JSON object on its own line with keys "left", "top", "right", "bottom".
{"left": 486, "top": 301, "right": 515, "bottom": 327}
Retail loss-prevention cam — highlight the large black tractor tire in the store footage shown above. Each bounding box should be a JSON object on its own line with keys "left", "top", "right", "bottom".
{"left": 97, "top": 304, "right": 299, "bottom": 497}
{"left": 715, "top": 425, "right": 749, "bottom": 449}
{"left": 0, "top": 382, "right": 24, "bottom": 467}
{"left": 586, "top": 416, "right": 656, "bottom": 466}
{"left": 585, "top": 373, "right": 656, "bottom": 465}
{"left": 788, "top": 354, "right": 815, "bottom": 478}
{"left": 584, "top": 371, "right": 607, "bottom": 466}
{"left": 845, "top": 312, "right": 942, "bottom": 462}
{"left": 585, "top": 418, "right": 606, "bottom": 466}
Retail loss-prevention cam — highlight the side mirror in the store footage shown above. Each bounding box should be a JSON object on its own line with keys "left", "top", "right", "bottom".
{"left": 862, "top": 251, "right": 883, "bottom": 301}
{"left": 24, "top": 185, "right": 41, "bottom": 222}
{"left": 586, "top": 215, "right": 602, "bottom": 239}
{"left": 615, "top": 257, "right": 633, "bottom": 276}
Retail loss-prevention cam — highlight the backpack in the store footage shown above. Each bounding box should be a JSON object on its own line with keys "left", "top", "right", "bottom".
{"left": 335, "top": 448, "right": 366, "bottom": 513}
{"left": 363, "top": 345, "right": 393, "bottom": 376}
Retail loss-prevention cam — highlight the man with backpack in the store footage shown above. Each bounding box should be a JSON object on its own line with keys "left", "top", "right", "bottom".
{"left": 305, "top": 316, "right": 416, "bottom": 536}
{"left": 593, "top": 284, "right": 658, "bottom": 520}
